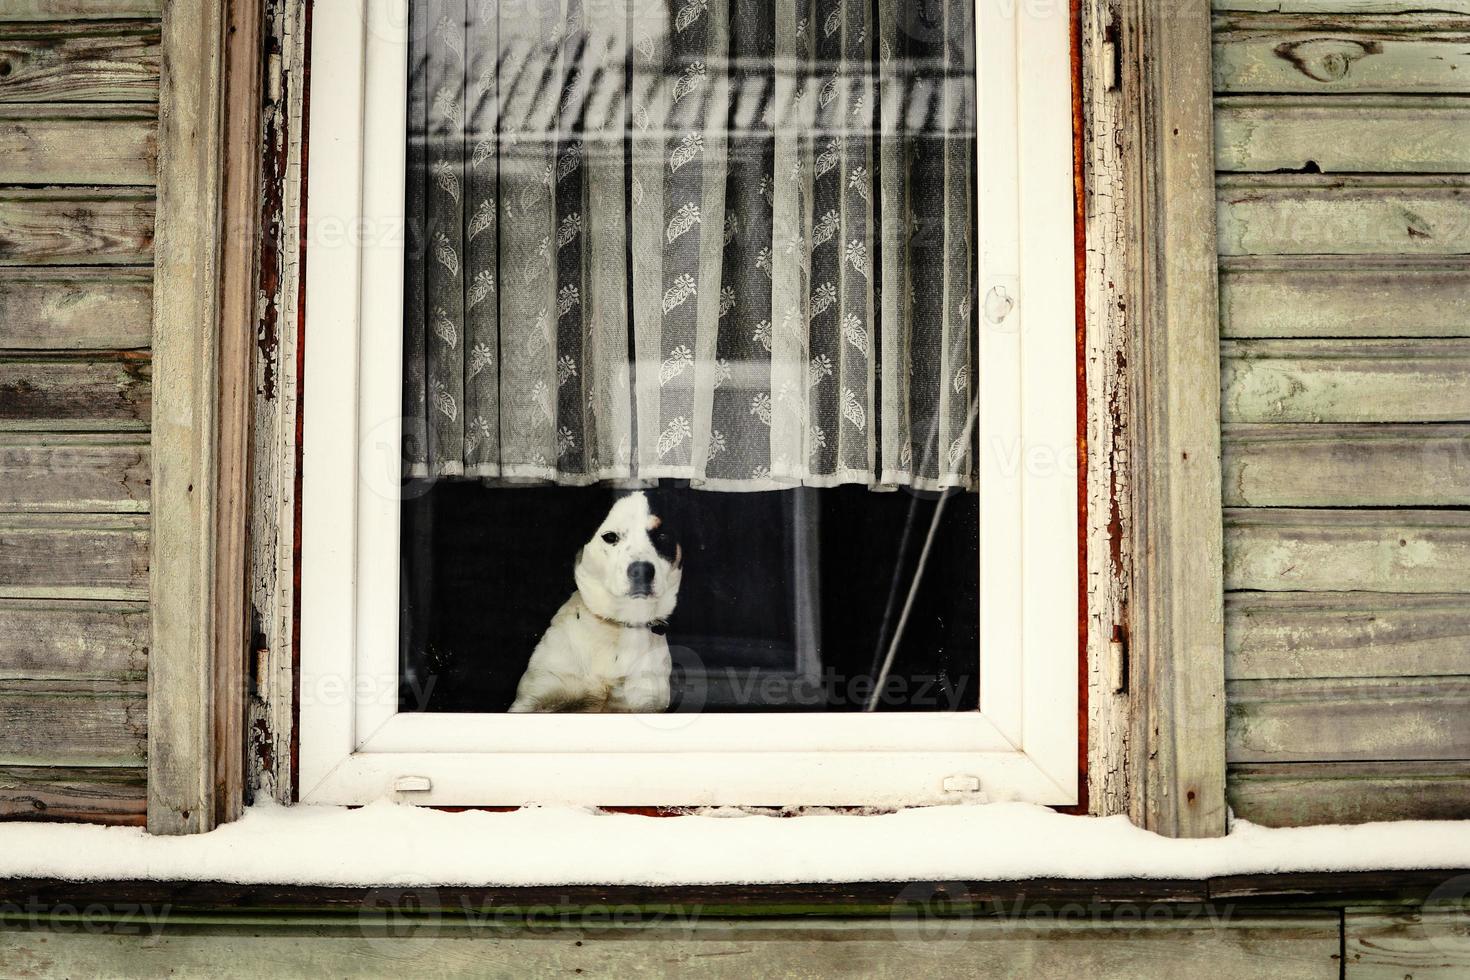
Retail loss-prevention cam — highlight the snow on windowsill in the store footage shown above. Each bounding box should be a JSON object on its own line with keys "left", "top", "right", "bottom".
{"left": 2, "top": 800, "right": 1468, "bottom": 887}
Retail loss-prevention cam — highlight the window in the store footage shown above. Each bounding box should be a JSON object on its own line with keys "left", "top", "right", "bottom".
{"left": 300, "top": 0, "right": 1078, "bottom": 807}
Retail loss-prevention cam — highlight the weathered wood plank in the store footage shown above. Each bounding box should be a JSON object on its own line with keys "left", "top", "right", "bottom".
{"left": 0, "top": 23, "right": 159, "bottom": 103}
{"left": 0, "top": 106, "right": 155, "bottom": 185}
{"left": 0, "top": 678, "right": 146, "bottom": 767}
{"left": 0, "top": 188, "right": 154, "bottom": 265}
{"left": 0, "top": 353, "right": 150, "bottom": 430}
{"left": 0, "top": 433, "right": 149, "bottom": 512}
{"left": 1213, "top": 14, "right": 1470, "bottom": 93}
{"left": 1227, "top": 592, "right": 1470, "bottom": 679}
{"left": 1133, "top": 0, "right": 1230, "bottom": 840}
{"left": 1228, "top": 675, "right": 1470, "bottom": 762}
{"left": 1217, "top": 176, "right": 1470, "bottom": 255}
{"left": 0, "top": 514, "right": 148, "bottom": 600}
{"left": 0, "top": 2, "right": 161, "bottom": 20}
{"left": 0, "top": 764, "right": 144, "bottom": 824}
{"left": 1225, "top": 508, "right": 1470, "bottom": 592}
{"left": 0, "top": 267, "right": 151, "bottom": 349}
{"left": 1215, "top": 96, "right": 1470, "bottom": 172}
{"left": 248, "top": 0, "right": 310, "bottom": 808}
{"left": 1219, "top": 256, "right": 1470, "bottom": 339}
{"left": 1222, "top": 424, "right": 1470, "bottom": 505}
{"left": 0, "top": 916, "right": 1343, "bottom": 979}
{"left": 1346, "top": 910, "right": 1470, "bottom": 978}
{"left": 1229, "top": 761, "right": 1470, "bottom": 826}
{"left": 1217, "top": 0, "right": 1470, "bottom": 12}
{"left": 1221, "top": 339, "right": 1470, "bottom": 423}
{"left": 0, "top": 598, "right": 147, "bottom": 679}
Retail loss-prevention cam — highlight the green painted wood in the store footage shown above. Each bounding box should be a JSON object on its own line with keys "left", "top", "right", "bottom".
{"left": 0, "top": 2, "right": 161, "bottom": 19}
{"left": 0, "top": 917, "right": 1342, "bottom": 979}
{"left": 1213, "top": 13, "right": 1470, "bottom": 93}
{"left": 0, "top": 514, "right": 148, "bottom": 600}
{"left": 1215, "top": 96, "right": 1470, "bottom": 172}
{"left": 1216, "top": 0, "right": 1470, "bottom": 11}
{"left": 1221, "top": 339, "right": 1470, "bottom": 423}
{"left": 0, "top": 106, "right": 155, "bottom": 185}
{"left": 1228, "top": 675, "right": 1470, "bottom": 762}
{"left": 0, "top": 22, "right": 159, "bottom": 102}
{"left": 1229, "top": 761, "right": 1470, "bottom": 826}
{"left": 0, "top": 764, "right": 144, "bottom": 824}
{"left": 0, "top": 433, "right": 149, "bottom": 512}
{"left": 0, "top": 597, "right": 147, "bottom": 679}
{"left": 1217, "top": 176, "right": 1470, "bottom": 255}
{"left": 1226, "top": 592, "right": 1470, "bottom": 679}
{"left": 0, "top": 353, "right": 151, "bottom": 430}
{"left": 1219, "top": 257, "right": 1470, "bottom": 339}
{"left": 1224, "top": 508, "right": 1470, "bottom": 593}
{"left": 0, "top": 188, "right": 154, "bottom": 265}
{"left": 0, "top": 267, "right": 151, "bottom": 349}
{"left": 1222, "top": 424, "right": 1470, "bottom": 505}
{"left": 0, "top": 678, "right": 145, "bottom": 767}
{"left": 1346, "top": 910, "right": 1470, "bottom": 978}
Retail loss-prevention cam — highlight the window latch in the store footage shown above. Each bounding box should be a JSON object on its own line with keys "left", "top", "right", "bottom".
{"left": 942, "top": 774, "right": 982, "bottom": 794}
{"left": 393, "top": 775, "right": 433, "bottom": 794}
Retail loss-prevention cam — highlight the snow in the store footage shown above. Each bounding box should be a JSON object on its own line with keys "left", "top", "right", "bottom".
{"left": 2, "top": 800, "right": 1469, "bottom": 886}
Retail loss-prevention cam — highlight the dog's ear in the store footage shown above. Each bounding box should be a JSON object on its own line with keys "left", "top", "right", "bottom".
{"left": 644, "top": 491, "right": 681, "bottom": 566}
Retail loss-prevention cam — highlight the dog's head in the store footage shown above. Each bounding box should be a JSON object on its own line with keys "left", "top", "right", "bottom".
{"left": 574, "top": 491, "right": 682, "bottom": 626}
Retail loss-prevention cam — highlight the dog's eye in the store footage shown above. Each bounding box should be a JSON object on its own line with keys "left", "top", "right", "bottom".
{"left": 601, "top": 531, "right": 620, "bottom": 545}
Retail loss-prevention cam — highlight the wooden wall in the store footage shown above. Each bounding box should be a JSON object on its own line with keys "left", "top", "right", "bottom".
{"left": 0, "top": 0, "right": 158, "bottom": 825}
{"left": 1215, "top": 0, "right": 1470, "bottom": 825}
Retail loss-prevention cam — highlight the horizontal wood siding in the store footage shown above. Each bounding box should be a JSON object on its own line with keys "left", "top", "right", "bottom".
{"left": 1346, "top": 911, "right": 1470, "bottom": 977}
{"left": 0, "top": 598, "right": 147, "bottom": 679}
{"left": 1217, "top": 176, "right": 1470, "bottom": 256}
{"left": 1215, "top": 96, "right": 1470, "bottom": 172}
{"left": 0, "top": 679, "right": 146, "bottom": 767}
{"left": 0, "top": 107, "right": 157, "bottom": 185}
{"left": 0, "top": 354, "right": 151, "bottom": 430}
{"left": 1219, "top": 256, "right": 1470, "bottom": 339}
{"left": 1227, "top": 592, "right": 1470, "bottom": 679}
{"left": 1213, "top": 13, "right": 1470, "bottom": 93}
{"left": 1214, "top": 3, "right": 1470, "bottom": 825}
{"left": 0, "top": 189, "right": 154, "bottom": 265}
{"left": 1228, "top": 676, "right": 1470, "bottom": 762}
{"left": 1225, "top": 509, "right": 1470, "bottom": 593}
{"left": 0, "top": 7, "right": 158, "bottom": 824}
{"left": 0, "top": 917, "right": 1344, "bottom": 979}
{"left": 1221, "top": 340, "right": 1470, "bottom": 423}
{"left": 0, "top": 764, "right": 144, "bottom": 824}
{"left": 4, "top": 3, "right": 162, "bottom": 20}
{"left": 1229, "top": 762, "right": 1470, "bottom": 826}
{"left": 0, "top": 433, "right": 150, "bottom": 512}
{"left": 0, "top": 514, "right": 149, "bottom": 600}
{"left": 0, "top": 268, "right": 151, "bottom": 349}
{"left": 0, "top": 22, "right": 159, "bottom": 102}
{"left": 1223, "top": 424, "right": 1470, "bottom": 506}
{"left": 1218, "top": 0, "right": 1470, "bottom": 12}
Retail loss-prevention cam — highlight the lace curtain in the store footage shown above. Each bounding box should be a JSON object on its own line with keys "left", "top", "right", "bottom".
{"left": 402, "top": 0, "right": 976, "bottom": 491}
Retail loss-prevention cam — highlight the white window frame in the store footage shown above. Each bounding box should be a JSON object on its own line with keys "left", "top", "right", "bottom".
{"left": 299, "top": 0, "right": 1078, "bottom": 808}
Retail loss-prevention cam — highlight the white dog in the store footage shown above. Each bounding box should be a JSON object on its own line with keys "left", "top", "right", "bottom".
{"left": 509, "top": 491, "right": 681, "bottom": 713}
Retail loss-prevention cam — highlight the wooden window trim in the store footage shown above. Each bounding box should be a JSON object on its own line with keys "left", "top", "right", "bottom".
{"left": 234, "top": 0, "right": 1226, "bottom": 836}
{"left": 1082, "top": 0, "right": 1227, "bottom": 837}
{"left": 148, "top": 0, "right": 265, "bottom": 835}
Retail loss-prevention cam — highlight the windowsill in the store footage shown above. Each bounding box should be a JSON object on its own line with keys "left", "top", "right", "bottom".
{"left": 1, "top": 801, "right": 1468, "bottom": 890}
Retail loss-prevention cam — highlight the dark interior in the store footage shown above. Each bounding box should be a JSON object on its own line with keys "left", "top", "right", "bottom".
{"left": 399, "top": 482, "right": 979, "bottom": 712}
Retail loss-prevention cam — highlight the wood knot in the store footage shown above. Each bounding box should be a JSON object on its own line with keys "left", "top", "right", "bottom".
{"left": 1272, "top": 38, "right": 1381, "bottom": 83}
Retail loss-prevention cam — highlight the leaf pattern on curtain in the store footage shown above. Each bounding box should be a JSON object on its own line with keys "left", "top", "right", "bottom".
{"left": 404, "top": 0, "right": 975, "bottom": 491}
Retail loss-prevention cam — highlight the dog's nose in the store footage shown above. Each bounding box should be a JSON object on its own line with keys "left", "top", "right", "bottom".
{"left": 627, "top": 561, "right": 655, "bottom": 593}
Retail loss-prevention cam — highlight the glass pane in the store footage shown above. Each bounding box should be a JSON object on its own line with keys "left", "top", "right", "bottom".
{"left": 398, "top": 0, "right": 978, "bottom": 714}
